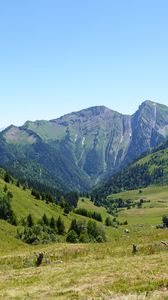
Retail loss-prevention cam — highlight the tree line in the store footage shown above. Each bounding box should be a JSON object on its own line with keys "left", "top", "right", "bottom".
{"left": 17, "top": 213, "right": 106, "bottom": 244}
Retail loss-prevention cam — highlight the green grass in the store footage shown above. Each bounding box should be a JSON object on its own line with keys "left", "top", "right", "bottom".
{"left": 1, "top": 181, "right": 168, "bottom": 298}
{"left": 0, "top": 233, "right": 168, "bottom": 299}
{"left": 77, "top": 197, "right": 111, "bottom": 222}
{"left": 24, "top": 120, "right": 67, "bottom": 141}
{"left": 0, "top": 177, "right": 111, "bottom": 248}
{"left": 108, "top": 185, "right": 168, "bottom": 225}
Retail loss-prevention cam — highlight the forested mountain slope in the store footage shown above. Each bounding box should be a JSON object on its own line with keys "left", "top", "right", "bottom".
{"left": 1, "top": 100, "right": 168, "bottom": 191}
{"left": 94, "top": 139, "right": 168, "bottom": 197}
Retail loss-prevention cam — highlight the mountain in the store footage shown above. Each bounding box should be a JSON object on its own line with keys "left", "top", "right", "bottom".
{"left": 94, "top": 138, "right": 168, "bottom": 197}
{"left": 1, "top": 100, "right": 168, "bottom": 191}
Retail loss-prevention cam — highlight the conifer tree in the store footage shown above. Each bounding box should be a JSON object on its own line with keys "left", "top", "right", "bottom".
{"left": 57, "top": 216, "right": 65, "bottom": 234}
{"left": 50, "top": 216, "right": 56, "bottom": 230}
{"left": 27, "top": 213, "right": 34, "bottom": 227}
{"left": 69, "top": 219, "right": 78, "bottom": 234}
{"left": 42, "top": 213, "right": 49, "bottom": 226}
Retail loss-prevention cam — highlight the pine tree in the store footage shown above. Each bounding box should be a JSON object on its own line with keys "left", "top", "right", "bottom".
{"left": 50, "top": 216, "right": 56, "bottom": 230}
{"left": 16, "top": 180, "right": 20, "bottom": 187}
{"left": 42, "top": 213, "right": 49, "bottom": 226}
{"left": 105, "top": 217, "right": 112, "bottom": 226}
{"left": 4, "top": 172, "right": 10, "bottom": 183}
{"left": 57, "top": 216, "right": 65, "bottom": 235}
{"left": 4, "top": 185, "right": 8, "bottom": 193}
{"left": 69, "top": 219, "right": 78, "bottom": 234}
{"left": 27, "top": 213, "right": 34, "bottom": 227}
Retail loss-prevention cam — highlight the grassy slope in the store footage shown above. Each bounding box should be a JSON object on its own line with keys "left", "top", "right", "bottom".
{"left": 108, "top": 185, "right": 168, "bottom": 225}
{"left": 0, "top": 178, "right": 113, "bottom": 254}
{"left": 1, "top": 181, "right": 168, "bottom": 298}
{"left": 95, "top": 142, "right": 168, "bottom": 197}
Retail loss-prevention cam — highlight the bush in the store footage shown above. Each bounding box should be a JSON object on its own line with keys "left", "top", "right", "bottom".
{"left": 79, "top": 231, "right": 90, "bottom": 243}
{"left": 17, "top": 224, "right": 58, "bottom": 244}
{"left": 66, "top": 230, "right": 78, "bottom": 243}
{"left": 18, "top": 214, "right": 65, "bottom": 245}
{"left": 105, "top": 217, "right": 112, "bottom": 226}
{"left": 96, "top": 235, "right": 104, "bottom": 243}
{"left": 162, "top": 215, "right": 168, "bottom": 227}
{"left": 87, "top": 220, "right": 106, "bottom": 242}
{"left": 67, "top": 219, "right": 106, "bottom": 243}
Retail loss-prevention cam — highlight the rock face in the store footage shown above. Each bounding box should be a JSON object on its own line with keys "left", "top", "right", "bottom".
{"left": 1, "top": 100, "right": 168, "bottom": 191}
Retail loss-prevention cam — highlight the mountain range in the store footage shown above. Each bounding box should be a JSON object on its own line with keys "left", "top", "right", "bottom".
{"left": 1, "top": 100, "right": 168, "bottom": 192}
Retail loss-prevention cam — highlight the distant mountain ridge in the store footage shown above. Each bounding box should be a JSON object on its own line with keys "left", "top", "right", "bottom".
{"left": 1, "top": 100, "right": 168, "bottom": 191}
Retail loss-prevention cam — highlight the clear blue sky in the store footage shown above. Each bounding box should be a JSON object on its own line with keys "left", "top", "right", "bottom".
{"left": 0, "top": 0, "right": 168, "bottom": 127}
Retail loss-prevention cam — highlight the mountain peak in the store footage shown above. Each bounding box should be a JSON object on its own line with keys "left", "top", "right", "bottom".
{"left": 51, "top": 105, "right": 119, "bottom": 123}
{"left": 140, "top": 100, "right": 157, "bottom": 108}
{"left": 77, "top": 105, "right": 114, "bottom": 116}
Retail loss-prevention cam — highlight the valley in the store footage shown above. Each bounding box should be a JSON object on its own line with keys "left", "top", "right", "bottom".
{"left": 2, "top": 0, "right": 168, "bottom": 297}
{"left": 1, "top": 101, "right": 168, "bottom": 299}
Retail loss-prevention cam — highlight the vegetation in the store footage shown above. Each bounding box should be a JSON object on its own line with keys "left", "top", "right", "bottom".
{"left": 162, "top": 215, "right": 168, "bottom": 227}
{"left": 91, "top": 194, "right": 135, "bottom": 217}
{"left": 0, "top": 170, "right": 108, "bottom": 247}
{"left": 0, "top": 190, "right": 16, "bottom": 225}
{"left": 2, "top": 100, "right": 168, "bottom": 193}
{"left": 74, "top": 207, "right": 102, "bottom": 222}
{"left": 67, "top": 219, "right": 106, "bottom": 243}
{"left": 93, "top": 139, "right": 168, "bottom": 199}
{"left": 1, "top": 169, "right": 168, "bottom": 298}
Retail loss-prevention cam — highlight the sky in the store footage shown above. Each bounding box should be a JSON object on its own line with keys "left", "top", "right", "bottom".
{"left": 0, "top": 0, "right": 168, "bottom": 128}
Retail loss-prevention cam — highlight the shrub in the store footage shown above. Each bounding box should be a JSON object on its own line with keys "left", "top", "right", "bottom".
{"left": 66, "top": 230, "right": 78, "bottom": 243}
{"left": 162, "top": 215, "right": 168, "bottom": 227}
{"left": 105, "top": 217, "right": 112, "bottom": 226}
{"left": 87, "top": 220, "right": 106, "bottom": 242}
{"left": 79, "top": 231, "right": 90, "bottom": 243}
{"left": 67, "top": 219, "right": 106, "bottom": 243}
{"left": 17, "top": 223, "right": 58, "bottom": 245}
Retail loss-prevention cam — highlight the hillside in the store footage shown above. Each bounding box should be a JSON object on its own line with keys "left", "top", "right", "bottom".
{"left": 94, "top": 138, "right": 168, "bottom": 197}
{"left": 1, "top": 180, "right": 168, "bottom": 298}
{"left": 0, "top": 171, "right": 116, "bottom": 253}
{"left": 1, "top": 100, "right": 168, "bottom": 191}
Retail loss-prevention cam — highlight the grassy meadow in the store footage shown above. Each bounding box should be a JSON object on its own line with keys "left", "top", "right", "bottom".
{"left": 0, "top": 180, "right": 168, "bottom": 299}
